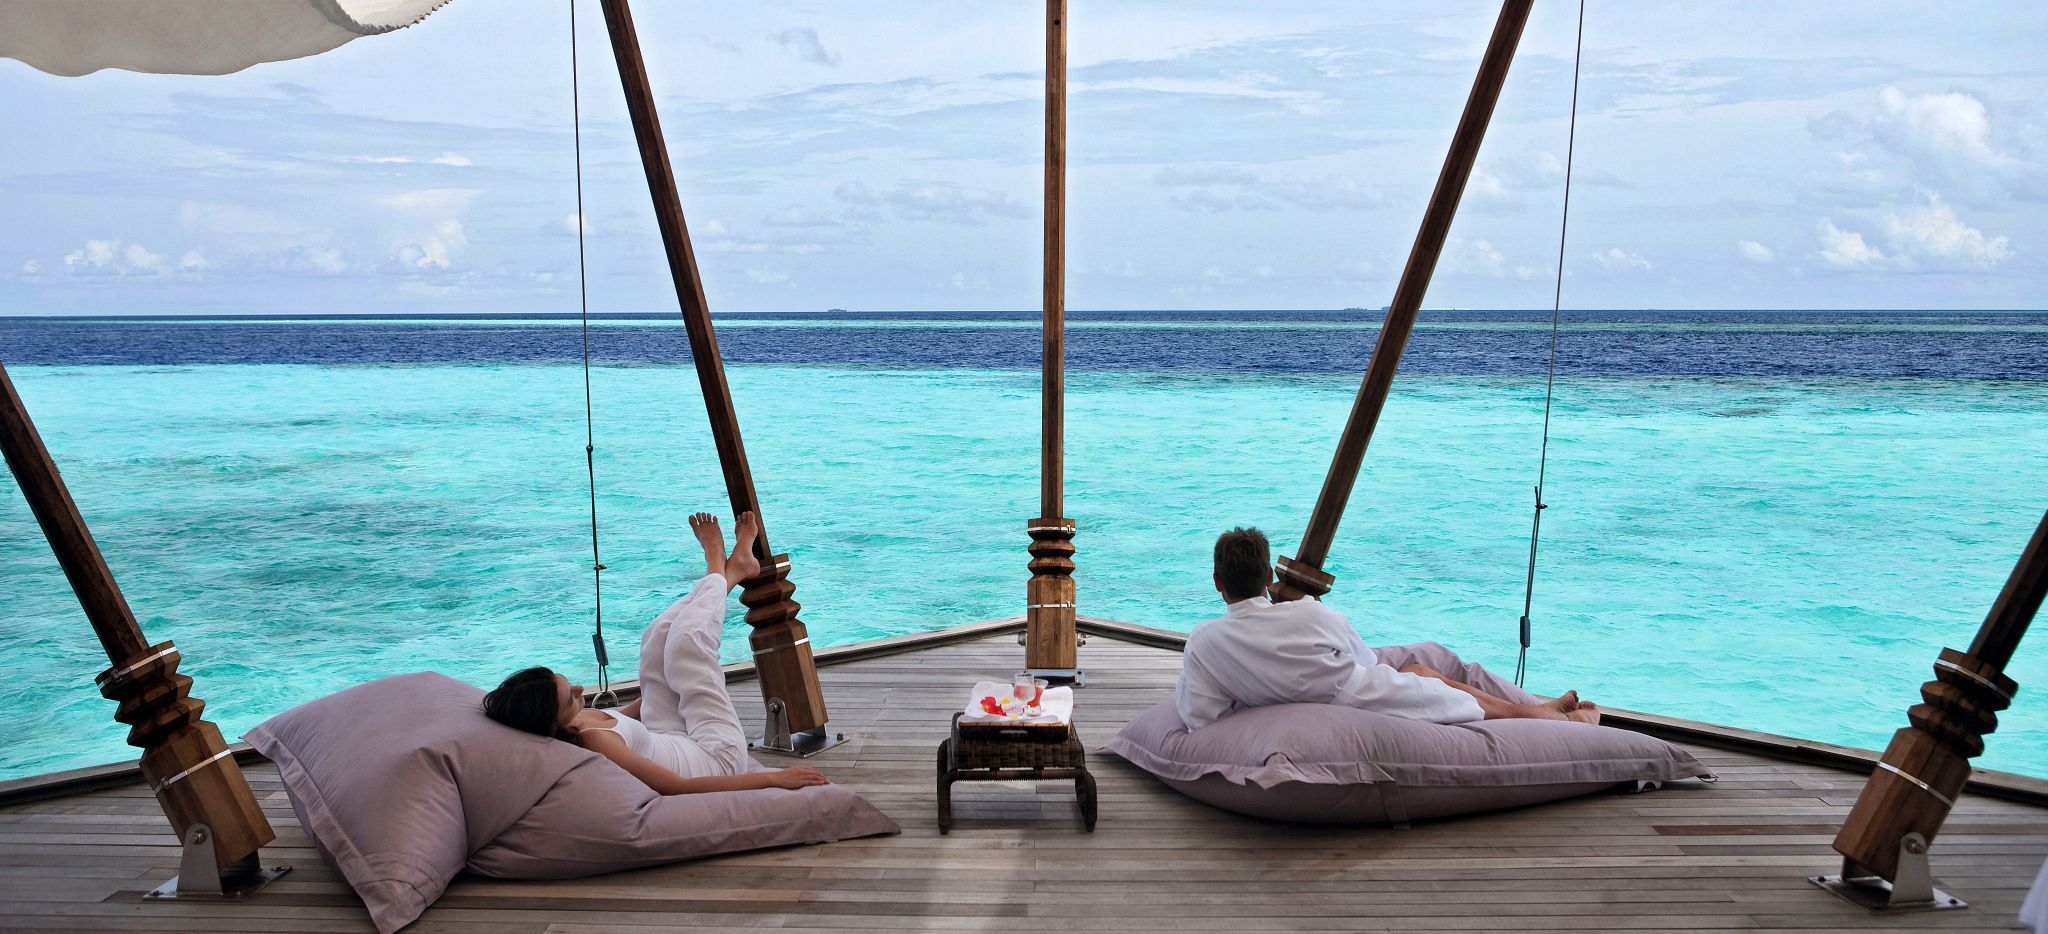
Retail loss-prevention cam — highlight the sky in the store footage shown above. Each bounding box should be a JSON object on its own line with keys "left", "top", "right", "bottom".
{"left": 2, "top": 1, "right": 2045, "bottom": 315}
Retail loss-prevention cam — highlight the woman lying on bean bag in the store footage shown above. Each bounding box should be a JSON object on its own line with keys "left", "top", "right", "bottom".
{"left": 483, "top": 511, "right": 826, "bottom": 795}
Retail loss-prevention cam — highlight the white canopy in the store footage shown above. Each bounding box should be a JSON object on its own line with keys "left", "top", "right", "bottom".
{"left": 0, "top": 0, "right": 454, "bottom": 77}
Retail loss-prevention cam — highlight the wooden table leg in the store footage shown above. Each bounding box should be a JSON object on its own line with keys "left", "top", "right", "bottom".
{"left": 936, "top": 739, "right": 953, "bottom": 835}
{"left": 1077, "top": 768, "right": 1097, "bottom": 832}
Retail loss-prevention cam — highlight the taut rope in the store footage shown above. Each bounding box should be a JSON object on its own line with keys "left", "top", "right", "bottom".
{"left": 568, "top": 0, "right": 611, "bottom": 704}
{"left": 1516, "top": 0, "right": 1584, "bottom": 687}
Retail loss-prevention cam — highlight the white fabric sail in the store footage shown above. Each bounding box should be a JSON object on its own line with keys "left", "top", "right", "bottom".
{"left": 0, "top": 0, "right": 454, "bottom": 77}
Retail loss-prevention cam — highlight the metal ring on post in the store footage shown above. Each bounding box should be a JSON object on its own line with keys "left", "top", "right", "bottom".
{"left": 95, "top": 644, "right": 178, "bottom": 687}
{"left": 751, "top": 637, "right": 810, "bottom": 658}
{"left": 152, "top": 747, "right": 234, "bottom": 794}
{"left": 1933, "top": 658, "right": 2014, "bottom": 702}
{"left": 1877, "top": 761, "right": 1957, "bottom": 809}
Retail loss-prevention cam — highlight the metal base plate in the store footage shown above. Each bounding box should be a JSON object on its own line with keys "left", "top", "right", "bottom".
{"left": 1029, "top": 668, "right": 1085, "bottom": 687}
{"left": 1809, "top": 873, "right": 1966, "bottom": 912}
{"left": 145, "top": 864, "right": 291, "bottom": 901}
{"left": 751, "top": 728, "right": 847, "bottom": 758}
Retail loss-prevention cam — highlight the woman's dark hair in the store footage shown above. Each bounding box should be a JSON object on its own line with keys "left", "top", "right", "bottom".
{"left": 1213, "top": 526, "right": 1274, "bottom": 599}
{"left": 484, "top": 666, "right": 563, "bottom": 738}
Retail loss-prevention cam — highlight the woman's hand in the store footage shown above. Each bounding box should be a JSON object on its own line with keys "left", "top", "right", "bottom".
{"left": 765, "top": 766, "right": 829, "bottom": 789}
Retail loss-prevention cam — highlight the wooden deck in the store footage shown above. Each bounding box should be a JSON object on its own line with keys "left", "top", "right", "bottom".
{"left": 3, "top": 628, "right": 2044, "bottom": 932}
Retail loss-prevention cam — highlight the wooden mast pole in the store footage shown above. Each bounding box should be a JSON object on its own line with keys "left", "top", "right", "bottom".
{"left": 597, "top": 0, "right": 834, "bottom": 751}
{"left": 1820, "top": 508, "right": 2048, "bottom": 907}
{"left": 0, "top": 362, "right": 279, "bottom": 892}
{"left": 1026, "top": 0, "right": 1080, "bottom": 681}
{"left": 1271, "top": 0, "right": 1534, "bottom": 602}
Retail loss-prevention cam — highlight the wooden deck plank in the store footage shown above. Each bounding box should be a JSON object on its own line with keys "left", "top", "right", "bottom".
{"left": 1, "top": 630, "right": 2042, "bottom": 932}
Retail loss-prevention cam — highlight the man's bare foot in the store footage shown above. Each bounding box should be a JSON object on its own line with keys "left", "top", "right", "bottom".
{"left": 725, "top": 511, "right": 761, "bottom": 586}
{"left": 1541, "top": 690, "right": 1580, "bottom": 715}
{"left": 688, "top": 512, "right": 726, "bottom": 578}
{"left": 1568, "top": 703, "right": 1601, "bottom": 726}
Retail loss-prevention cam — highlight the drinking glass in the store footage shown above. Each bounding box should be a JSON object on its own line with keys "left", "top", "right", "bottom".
{"left": 1011, "top": 671, "right": 1038, "bottom": 710}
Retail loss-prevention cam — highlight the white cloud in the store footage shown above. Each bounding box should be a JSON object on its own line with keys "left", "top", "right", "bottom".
{"left": 1817, "top": 220, "right": 1884, "bottom": 268}
{"left": 1736, "top": 240, "right": 1774, "bottom": 263}
{"left": 1469, "top": 167, "right": 1505, "bottom": 198}
{"left": 46, "top": 239, "right": 200, "bottom": 276}
{"left": 380, "top": 189, "right": 478, "bottom": 269}
{"left": 397, "top": 219, "right": 467, "bottom": 269}
{"left": 1876, "top": 86, "right": 2014, "bottom": 168}
{"left": 63, "top": 241, "right": 114, "bottom": 270}
{"left": 266, "top": 245, "right": 349, "bottom": 275}
{"left": 1080, "top": 72, "right": 1334, "bottom": 117}
{"left": 1589, "top": 247, "right": 1652, "bottom": 272}
{"left": 1446, "top": 237, "right": 1507, "bottom": 277}
{"left": 341, "top": 153, "right": 473, "bottom": 167}
{"left": 1201, "top": 267, "right": 1244, "bottom": 285}
{"left": 745, "top": 267, "right": 789, "bottom": 284}
{"left": 1155, "top": 166, "right": 1379, "bottom": 213}
{"left": 834, "top": 179, "right": 1028, "bottom": 224}
{"left": 772, "top": 27, "right": 840, "bottom": 66}
{"left": 763, "top": 206, "right": 840, "bottom": 228}
{"left": 1882, "top": 193, "right": 2012, "bottom": 266}
{"left": 20, "top": 259, "right": 39, "bottom": 275}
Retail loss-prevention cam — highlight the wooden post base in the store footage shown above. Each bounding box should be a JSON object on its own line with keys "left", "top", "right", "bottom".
{"left": 1025, "top": 518, "right": 1079, "bottom": 677}
{"left": 144, "top": 826, "right": 292, "bottom": 901}
{"left": 1810, "top": 833, "right": 1966, "bottom": 912}
{"left": 97, "top": 642, "right": 275, "bottom": 873}
{"left": 1832, "top": 648, "right": 2014, "bottom": 882}
{"left": 739, "top": 553, "right": 831, "bottom": 740}
{"left": 1270, "top": 555, "right": 1335, "bottom": 603}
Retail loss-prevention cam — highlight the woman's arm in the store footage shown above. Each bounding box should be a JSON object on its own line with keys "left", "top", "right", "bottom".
{"left": 578, "top": 730, "right": 826, "bottom": 795}
{"left": 618, "top": 698, "right": 643, "bottom": 720}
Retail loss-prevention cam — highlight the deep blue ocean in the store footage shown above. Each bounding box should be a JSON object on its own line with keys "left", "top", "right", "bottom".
{"left": 2, "top": 309, "right": 2045, "bottom": 781}
{"left": 6, "top": 310, "right": 2046, "bottom": 377}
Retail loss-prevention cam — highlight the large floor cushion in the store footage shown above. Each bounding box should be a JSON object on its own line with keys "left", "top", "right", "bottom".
{"left": 246, "top": 672, "right": 897, "bottom": 933}
{"left": 1104, "top": 642, "right": 1714, "bottom": 824}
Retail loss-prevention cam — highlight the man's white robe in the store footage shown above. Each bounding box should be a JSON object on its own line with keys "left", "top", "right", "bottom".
{"left": 1174, "top": 595, "right": 1486, "bottom": 731}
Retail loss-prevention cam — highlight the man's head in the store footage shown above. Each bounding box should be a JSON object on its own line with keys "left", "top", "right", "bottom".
{"left": 1212, "top": 527, "right": 1273, "bottom": 602}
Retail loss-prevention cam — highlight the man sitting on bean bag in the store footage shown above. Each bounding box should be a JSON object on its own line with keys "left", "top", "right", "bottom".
{"left": 1174, "top": 528, "right": 1601, "bottom": 731}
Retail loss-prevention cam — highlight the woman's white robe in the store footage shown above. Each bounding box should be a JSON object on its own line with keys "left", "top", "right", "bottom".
{"left": 1173, "top": 595, "right": 1486, "bottom": 731}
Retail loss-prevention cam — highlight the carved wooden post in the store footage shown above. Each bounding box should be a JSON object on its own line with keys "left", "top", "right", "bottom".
{"left": 1272, "top": 0, "right": 1534, "bottom": 602}
{"left": 1816, "top": 508, "right": 2048, "bottom": 910}
{"left": 598, "top": 0, "right": 836, "bottom": 754}
{"left": 0, "top": 363, "right": 281, "bottom": 895}
{"left": 1026, "top": 0, "right": 1080, "bottom": 682}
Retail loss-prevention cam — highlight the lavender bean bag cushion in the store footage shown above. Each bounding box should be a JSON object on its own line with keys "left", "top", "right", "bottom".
{"left": 1103, "top": 642, "right": 1714, "bottom": 824}
{"left": 245, "top": 672, "right": 897, "bottom": 934}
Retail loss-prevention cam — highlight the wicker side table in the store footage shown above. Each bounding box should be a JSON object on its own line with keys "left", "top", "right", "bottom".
{"left": 936, "top": 711, "right": 1096, "bottom": 834}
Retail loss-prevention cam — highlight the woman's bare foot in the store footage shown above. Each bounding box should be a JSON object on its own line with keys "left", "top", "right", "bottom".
{"left": 688, "top": 512, "right": 726, "bottom": 578}
{"left": 1541, "top": 690, "right": 1580, "bottom": 715}
{"left": 1540, "top": 690, "right": 1601, "bottom": 725}
{"left": 725, "top": 511, "right": 761, "bottom": 586}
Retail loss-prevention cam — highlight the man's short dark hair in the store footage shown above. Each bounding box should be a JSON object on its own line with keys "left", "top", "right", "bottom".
{"left": 1213, "top": 527, "right": 1273, "bottom": 599}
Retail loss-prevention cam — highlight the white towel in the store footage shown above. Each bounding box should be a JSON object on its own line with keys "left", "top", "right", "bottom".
{"left": 962, "top": 680, "right": 1074, "bottom": 726}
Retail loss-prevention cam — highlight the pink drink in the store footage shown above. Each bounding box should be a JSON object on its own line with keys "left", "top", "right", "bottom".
{"left": 1011, "top": 672, "right": 1041, "bottom": 709}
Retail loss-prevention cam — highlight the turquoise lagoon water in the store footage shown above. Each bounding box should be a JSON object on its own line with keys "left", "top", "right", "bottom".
{"left": 2, "top": 362, "right": 2046, "bottom": 779}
